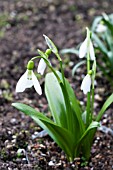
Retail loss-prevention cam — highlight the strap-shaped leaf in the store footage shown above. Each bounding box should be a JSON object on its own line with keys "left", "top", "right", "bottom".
{"left": 64, "top": 76, "right": 85, "bottom": 134}
{"left": 74, "top": 121, "right": 100, "bottom": 159}
{"left": 92, "top": 33, "right": 108, "bottom": 55}
{"left": 60, "top": 48, "right": 79, "bottom": 55}
{"left": 12, "top": 103, "right": 75, "bottom": 158}
{"left": 45, "top": 72, "right": 85, "bottom": 140}
{"left": 79, "top": 121, "right": 100, "bottom": 142}
{"left": 45, "top": 72, "right": 68, "bottom": 129}
{"left": 96, "top": 93, "right": 113, "bottom": 122}
{"left": 91, "top": 16, "right": 102, "bottom": 31}
{"left": 103, "top": 18, "right": 113, "bottom": 37}
{"left": 72, "top": 60, "right": 86, "bottom": 76}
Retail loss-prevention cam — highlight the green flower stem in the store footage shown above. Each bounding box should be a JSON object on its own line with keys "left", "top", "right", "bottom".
{"left": 56, "top": 53, "right": 62, "bottom": 62}
{"left": 91, "top": 88, "right": 94, "bottom": 121}
{"left": 31, "top": 56, "right": 40, "bottom": 61}
{"left": 86, "top": 58, "right": 91, "bottom": 128}
{"left": 86, "top": 28, "right": 91, "bottom": 128}
{"left": 60, "top": 60, "right": 73, "bottom": 133}
{"left": 86, "top": 92, "right": 91, "bottom": 127}
{"left": 31, "top": 55, "right": 61, "bottom": 83}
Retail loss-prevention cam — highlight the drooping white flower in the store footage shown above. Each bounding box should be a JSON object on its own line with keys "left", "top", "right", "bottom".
{"left": 79, "top": 29, "right": 95, "bottom": 61}
{"left": 37, "top": 58, "right": 46, "bottom": 75}
{"left": 96, "top": 24, "right": 106, "bottom": 33}
{"left": 81, "top": 74, "right": 91, "bottom": 94}
{"left": 79, "top": 38, "right": 88, "bottom": 59}
{"left": 16, "top": 69, "right": 42, "bottom": 95}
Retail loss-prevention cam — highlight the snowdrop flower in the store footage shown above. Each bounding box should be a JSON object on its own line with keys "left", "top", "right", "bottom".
{"left": 96, "top": 24, "right": 106, "bottom": 33}
{"left": 37, "top": 58, "right": 46, "bottom": 75}
{"left": 81, "top": 74, "right": 91, "bottom": 94}
{"left": 79, "top": 28, "right": 95, "bottom": 61}
{"left": 37, "top": 49, "right": 51, "bottom": 75}
{"left": 16, "top": 61, "right": 42, "bottom": 95}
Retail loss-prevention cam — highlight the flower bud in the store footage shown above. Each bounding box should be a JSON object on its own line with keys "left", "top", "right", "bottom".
{"left": 45, "top": 49, "right": 52, "bottom": 56}
{"left": 88, "top": 70, "right": 93, "bottom": 75}
{"left": 27, "top": 60, "right": 34, "bottom": 70}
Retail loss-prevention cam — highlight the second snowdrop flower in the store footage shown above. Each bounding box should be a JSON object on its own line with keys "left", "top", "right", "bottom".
{"left": 37, "top": 58, "right": 46, "bottom": 75}
{"left": 81, "top": 74, "right": 91, "bottom": 95}
{"left": 79, "top": 28, "right": 95, "bottom": 61}
{"left": 96, "top": 23, "right": 106, "bottom": 33}
{"left": 16, "top": 60, "right": 42, "bottom": 95}
{"left": 37, "top": 49, "right": 51, "bottom": 75}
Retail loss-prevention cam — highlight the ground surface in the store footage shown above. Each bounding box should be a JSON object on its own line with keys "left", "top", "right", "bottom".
{"left": 0, "top": 0, "right": 113, "bottom": 169}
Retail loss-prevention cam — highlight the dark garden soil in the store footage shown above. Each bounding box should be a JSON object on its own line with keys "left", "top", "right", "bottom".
{"left": 0, "top": 0, "right": 113, "bottom": 169}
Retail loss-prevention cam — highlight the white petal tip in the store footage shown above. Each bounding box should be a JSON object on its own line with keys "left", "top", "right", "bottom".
{"left": 43, "top": 34, "right": 47, "bottom": 38}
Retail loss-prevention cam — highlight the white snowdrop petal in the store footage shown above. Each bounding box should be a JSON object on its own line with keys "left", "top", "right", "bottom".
{"left": 37, "top": 58, "right": 46, "bottom": 75}
{"left": 16, "top": 70, "right": 33, "bottom": 92}
{"left": 81, "top": 74, "right": 91, "bottom": 94}
{"left": 96, "top": 24, "right": 106, "bottom": 33}
{"left": 32, "top": 71, "right": 42, "bottom": 95}
{"left": 89, "top": 41, "right": 95, "bottom": 61}
{"left": 79, "top": 38, "right": 88, "bottom": 58}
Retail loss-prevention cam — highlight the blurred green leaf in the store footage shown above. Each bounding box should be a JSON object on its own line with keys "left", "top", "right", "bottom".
{"left": 72, "top": 60, "right": 86, "bottom": 76}
{"left": 60, "top": 48, "right": 79, "bottom": 55}
{"left": 92, "top": 33, "right": 108, "bottom": 55}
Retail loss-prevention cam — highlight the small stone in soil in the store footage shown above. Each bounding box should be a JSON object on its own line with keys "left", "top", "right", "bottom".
{"left": 48, "top": 160, "right": 55, "bottom": 166}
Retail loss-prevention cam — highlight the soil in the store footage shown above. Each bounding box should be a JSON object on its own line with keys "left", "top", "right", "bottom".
{"left": 0, "top": 0, "right": 113, "bottom": 169}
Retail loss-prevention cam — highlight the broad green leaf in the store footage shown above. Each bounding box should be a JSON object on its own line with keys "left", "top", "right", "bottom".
{"left": 96, "top": 93, "right": 113, "bottom": 122}
{"left": 45, "top": 71, "right": 85, "bottom": 141}
{"left": 60, "top": 71, "right": 85, "bottom": 141}
{"left": 43, "top": 34, "right": 58, "bottom": 54}
{"left": 45, "top": 72, "right": 68, "bottom": 129}
{"left": 12, "top": 103, "right": 75, "bottom": 159}
{"left": 64, "top": 77, "right": 85, "bottom": 133}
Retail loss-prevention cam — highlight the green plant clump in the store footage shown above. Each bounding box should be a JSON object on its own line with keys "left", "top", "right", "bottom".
{"left": 12, "top": 30, "right": 113, "bottom": 162}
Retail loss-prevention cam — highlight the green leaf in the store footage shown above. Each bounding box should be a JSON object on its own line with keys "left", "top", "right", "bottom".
{"left": 45, "top": 72, "right": 68, "bottom": 129}
{"left": 72, "top": 60, "right": 86, "bottom": 76}
{"left": 45, "top": 71, "right": 85, "bottom": 142}
{"left": 63, "top": 74, "right": 85, "bottom": 137}
{"left": 60, "top": 48, "right": 79, "bottom": 55}
{"left": 92, "top": 33, "right": 108, "bottom": 55}
{"left": 76, "top": 121, "right": 100, "bottom": 160}
{"left": 96, "top": 93, "right": 113, "bottom": 122}
{"left": 43, "top": 35, "right": 58, "bottom": 54}
{"left": 103, "top": 17, "right": 113, "bottom": 37}
{"left": 91, "top": 16, "right": 102, "bottom": 32}
{"left": 12, "top": 103, "right": 75, "bottom": 159}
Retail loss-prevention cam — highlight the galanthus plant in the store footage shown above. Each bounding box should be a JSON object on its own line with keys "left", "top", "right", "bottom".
{"left": 12, "top": 28, "right": 113, "bottom": 162}
{"left": 91, "top": 13, "right": 113, "bottom": 84}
